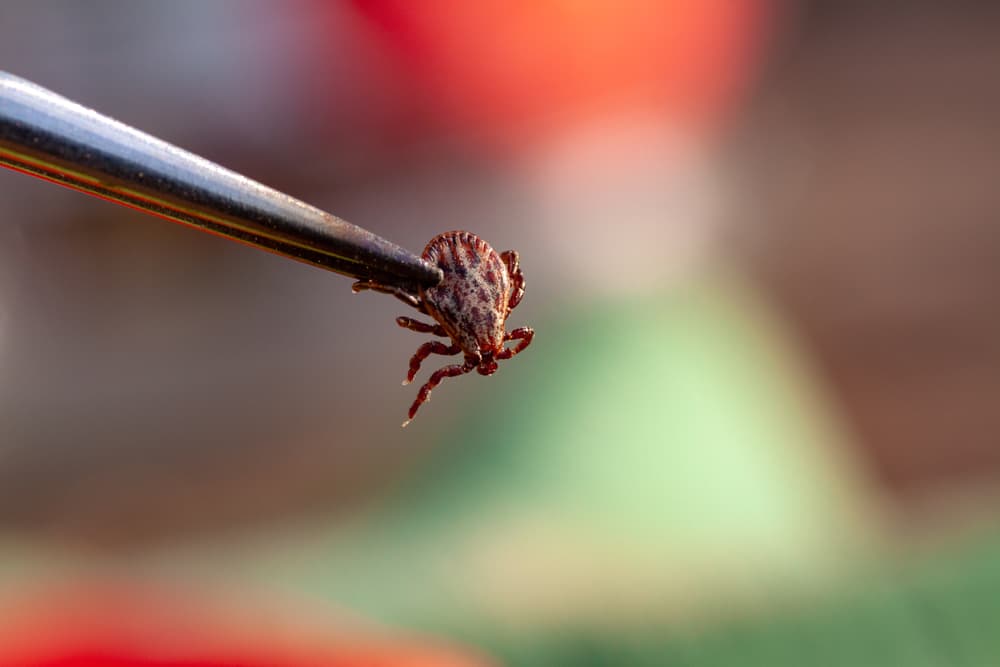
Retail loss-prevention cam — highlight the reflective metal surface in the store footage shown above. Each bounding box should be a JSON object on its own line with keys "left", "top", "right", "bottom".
{"left": 0, "top": 71, "right": 442, "bottom": 290}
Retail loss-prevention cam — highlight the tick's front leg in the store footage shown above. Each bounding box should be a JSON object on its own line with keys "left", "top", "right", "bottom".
{"left": 404, "top": 358, "right": 476, "bottom": 427}
{"left": 396, "top": 316, "right": 448, "bottom": 337}
{"left": 352, "top": 280, "right": 424, "bottom": 311}
{"left": 404, "top": 341, "right": 461, "bottom": 385}
{"left": 497, "top": 326, "right": 534, "bottom": 360}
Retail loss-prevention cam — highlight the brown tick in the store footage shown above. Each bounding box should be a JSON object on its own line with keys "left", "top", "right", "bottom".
{"left": 353, "top": 230, "right": 534, "bottom": 426}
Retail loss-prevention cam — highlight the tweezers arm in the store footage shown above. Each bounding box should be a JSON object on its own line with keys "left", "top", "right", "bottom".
{"left": 0, "top": 71, "right": 442, "bottom": 289}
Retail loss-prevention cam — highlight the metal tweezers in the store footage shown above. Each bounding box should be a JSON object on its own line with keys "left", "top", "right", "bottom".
{"left": 0, "top": 71, "right": 442, "bottom": 291}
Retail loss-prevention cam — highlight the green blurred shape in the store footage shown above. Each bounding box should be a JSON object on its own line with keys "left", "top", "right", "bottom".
{"left": 276, "top": 274, "right": 881, "bottom": 628}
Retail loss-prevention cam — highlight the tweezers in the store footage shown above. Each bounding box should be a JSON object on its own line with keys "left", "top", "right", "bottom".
{"left": 0, "top": 71, "right": 442, "bottom": 290}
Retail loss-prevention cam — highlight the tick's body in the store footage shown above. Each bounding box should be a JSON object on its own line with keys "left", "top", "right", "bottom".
{"left": 353, "top": 231, "right": 533, "bottom": 426}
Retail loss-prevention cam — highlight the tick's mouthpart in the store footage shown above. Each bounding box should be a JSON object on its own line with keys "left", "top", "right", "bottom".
{"left": 477, "top": 353, "right": 499, "bottom": 376}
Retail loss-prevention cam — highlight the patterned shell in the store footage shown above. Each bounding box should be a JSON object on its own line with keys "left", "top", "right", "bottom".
{"left": 419, "top": 231, "right": 511, "bottom": 355}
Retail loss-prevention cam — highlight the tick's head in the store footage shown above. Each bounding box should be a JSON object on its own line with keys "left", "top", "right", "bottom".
{"left": 476, "top": 350, "right": 499, "bottom": 376}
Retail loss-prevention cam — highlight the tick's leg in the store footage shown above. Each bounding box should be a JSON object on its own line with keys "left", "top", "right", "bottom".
{"left": 404, "top": 341, "right": 461, "bottom": 385}
{"left": 403, "top": 358, "right": 476, "bottom": 427}
{"left": 501, "top": 249, "right": 519, "bottom": 276}
{"left": 396, "top": 316, "right": 448, "bottom": 337}
{"left": 352, "top": 280, "right": 424, "bottom": 311}
{"left": 497, "top": 326, "right": 534, "bottom": 360}
{"left": 501, "top": 250, "right": 525, "bottom": 310}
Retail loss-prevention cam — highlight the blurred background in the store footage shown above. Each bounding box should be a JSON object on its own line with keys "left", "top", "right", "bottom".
{"left": 1, "top": 1, "right": 999, "bottom": 664}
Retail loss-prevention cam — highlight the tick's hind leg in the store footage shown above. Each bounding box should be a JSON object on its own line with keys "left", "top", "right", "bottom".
{"left": 403, "top": 358, "right": 476, "bottom": 427}
{"left": 497, "top": 326, "right": 534, "bottom": 360}
{"left": 500, "top": 250, "right": 525, "bottom": 310}
{"left": 352, "top": 280, "right": 424, "bottom": 311}
{"left": 405, "top": 341, "right": 460, "bottom": 385}
{"left": 396, "top": 316, "right": 447, "bottom": 337}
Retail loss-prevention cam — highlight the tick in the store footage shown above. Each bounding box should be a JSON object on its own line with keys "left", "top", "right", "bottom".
{"left": 353, "top": 231, "right": 534, "bottom": 426}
